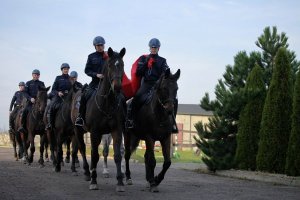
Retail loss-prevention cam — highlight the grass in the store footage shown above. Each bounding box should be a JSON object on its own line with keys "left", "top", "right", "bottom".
{"left": 83, "top": 146, "right": 202, "bottom": 163}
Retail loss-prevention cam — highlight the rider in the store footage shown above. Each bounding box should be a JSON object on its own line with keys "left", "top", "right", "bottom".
{"left": 75, "top": 36, "right": 108, "bottom": 127}
{"left": 9, "top": 82, "right": 29, "bottom": 133}
{"left": 18, "top": 69, "right": 45, "bottom": 133}
{"left": 69, "top": 71, "right": 83, "bottom": 89}
{"left": 46, "top": 63, "right": 72, "bottom": 130}
{"left": 126, "top": 38, "right": 178, "bottom": 132}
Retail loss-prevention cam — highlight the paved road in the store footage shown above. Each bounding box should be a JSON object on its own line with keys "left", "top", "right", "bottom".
{"left": 0, "top": 147, "right": 299, "bottom": 200}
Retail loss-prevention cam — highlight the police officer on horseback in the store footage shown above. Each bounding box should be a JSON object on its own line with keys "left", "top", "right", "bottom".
{"left": 75, "top": 36, "right": 108, "bottom": 127}
{"left": 69, "top": 71, "right": 83, "bottom": 89}
{"left": 126, "top": 38, "right": 178, "bottom": 132}
{"left": 9, "top": 82, "right": 29, "bottom": 133}
{"left": 18, "top": 69, "right": 45, "bottom": 133}
{"left": 46, "top": 63, "right": 72, "bottom": 129}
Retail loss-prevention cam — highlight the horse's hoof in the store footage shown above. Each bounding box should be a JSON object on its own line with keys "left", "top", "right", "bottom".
{"left": 146, "top": 182, "right": 150, "bottom": 188}
{"left": 72, "top": 172, "right": 78, "bottom": 176}
{"left": 116, "top": 185, "right": 125, "bottom": 192}
{"left": 65, "top": 158, "right": 70, "bottom": 163}
{"left": 150, "top": 186, "right": 159, "bottom": 193}
{"left": 89, "top": 184, "right": 99, "bottom": 190}
{"left": 126, "top": 179, "right": 133, "bottom": 185}
{"left": 75, "top": 162, "right": 80, "bottom": 168}
{"left": 84, "top": 175, "right": 91, "bottom": 181}
{"left": 15, "top": 157, "right": 19, "bottom": 161}
{"left": 45, "top": 157, "right": 50, "bottom": 162}
{"left": 55, "top": 166, "right": 61, "bottom": 172}
{"left": 39, "top": 164, "right": 45, "bottom": 168}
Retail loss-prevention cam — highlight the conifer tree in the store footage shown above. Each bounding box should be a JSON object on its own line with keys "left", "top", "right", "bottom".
{"left": 285, "top": 70, "right": 300, "bottom": 176}
{"left": 235, "top": 64, "right": 266, "bottom": 170}
{"left": 256, "top": 47, "right": 293, "bottom": 173}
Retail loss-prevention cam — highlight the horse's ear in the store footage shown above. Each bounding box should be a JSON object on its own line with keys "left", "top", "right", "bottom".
{"left": 108, "top": 47, "right": 114, "bottom": 58}
{"left": 46, "top": 86, "right": 51, "bottom": 92}
{"left": 164, "top": 68, "right": 170, "bottom": 78}
{"left": 173, "top": 69, "right": 181, "bottom": 81}
{"left": 119, "top": 48, "right": 126, "bottom": 58}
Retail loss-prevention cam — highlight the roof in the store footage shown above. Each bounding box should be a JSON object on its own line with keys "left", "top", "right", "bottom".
{"left": 177, "top": 104, "right": 213, "bottom": 116}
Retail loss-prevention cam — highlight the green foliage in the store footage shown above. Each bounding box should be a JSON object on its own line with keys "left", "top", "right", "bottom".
{"left": 256, "top": 47, "right": 293, "bottom": 173}
{"left": 194, "top": 51, "right": 261, "bottom": 171}
{"left": 285, "top": 70, "right": 300, "bottom": 176}
{"left": 256, "top": 26, "right": 300, "bottom": 85}
{"left": 235, "top": 64, "right": 266, "bottom": 170}
{"left": 195, "top": 26, "right": 299, "bottom": 172}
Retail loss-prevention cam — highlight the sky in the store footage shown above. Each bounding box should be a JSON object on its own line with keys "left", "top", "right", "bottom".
{"left": 0, "top": 0, "right": 300, "bottom": 130}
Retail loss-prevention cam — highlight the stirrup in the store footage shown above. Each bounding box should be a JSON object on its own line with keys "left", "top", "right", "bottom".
{"left": 75, "top": 117, "right": 84, "bottom": 127}
{"left": 45, "top": 123, "right": 52, "bottom": 130}
{"left": 125, "top": 119, "right": 134, "bottom": 129}
{"left": 18, "top": 127, "right": 26, "bottom": 133}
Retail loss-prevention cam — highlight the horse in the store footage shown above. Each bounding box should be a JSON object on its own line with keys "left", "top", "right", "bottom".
{"left": 124, "top": 68, "right": 180, "bottom": 192}
{"left": 20, "top": 86, "right": 50, "bottom": 166}
{"left": 81, "top": 47, "right": 126, "bottom": 192}
{"left": 50, "top": 83, "right": 79, "bottom": 174}
{"left": 9, "top": 100, "right": 26, "bottom": 161}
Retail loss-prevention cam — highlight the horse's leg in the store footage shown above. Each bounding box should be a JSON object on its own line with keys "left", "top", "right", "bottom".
{"left": 89, "top": 132, "right": 101, "bottom": 190}
{"left": 124, "top": 131, "right": 139, "bottom": 185}
{"left": 38, "top": 134, "right": 45, "bottom": 167}
{"left": 16, "top": 132, "right": 24, "bottom": 160}
{"left": 65, "top": 137, "right": 71, "bottom": 163}
{"left": 75, "top": 128, "right": 90, "bottom": 181}
{"left": 102, "top": 135, "right": 110, "bottom": 178}
{"left": 71, "top": 134, "right": 78, "bottom": 175}
{"left": 144, "top": 138, "right": 158, "bottom": 192}
{"left": 20, "top": 131, "right": 28, "bottom": 163}
{"left": 111, "top": 130, "right": 125, "bottom": 192}
{"left": 43, "top": 133, "right": 49, "bottom": 162}
{"left": 154, "top": 135, "right": 172, "bottom": 186}
{"left": 28, "top": 131, "right": 35, "bottom": 164}
{"left": 9, "top": 131, "right": 17, "bottom": 160}
{"left": 47, "top": 129, "right": 56, "bottom": 165}
{"left": 55, "top": 132, "right": 63, "bottom": 172}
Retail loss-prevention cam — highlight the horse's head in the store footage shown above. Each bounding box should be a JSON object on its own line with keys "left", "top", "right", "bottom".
{"left": 156, "top": 68, "right": 180, "bottom": 114}
{"left": 35, "top": 86, "right": 51, "bottom": 114}
{"left": 104, "top": 47, "right": 126, "bottom": 93}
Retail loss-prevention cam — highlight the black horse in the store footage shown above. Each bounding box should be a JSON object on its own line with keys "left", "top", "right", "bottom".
{"left": 82, "top": 47, "right": 126, "bottom": 192}
{"left": 50, "top": 83, "right": 79, "bottom": 173}
{"left": 20, "top": 86, "right": 50, "bottom": 166}
{"left": 9, "top": 99, "right": 26, "bottom": 161}
{"left": 71, "top": 84, "right": 91, "bottom": 181}
{"left": 124, "top": 68, "right": 180, "bottom": 192}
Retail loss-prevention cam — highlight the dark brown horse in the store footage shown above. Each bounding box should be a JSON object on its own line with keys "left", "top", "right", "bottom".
{"left": 50, "top": 83, "right": 79, "bottom": 173}
{"left": 20, "top": 86, "right": 50, "bottom": 165}
{"left": 81, "top": 47, "right": 126, "bottom": 192}
{"left": 124, "top": 68, "right": 180, "bottom": 192}
{"left": 71, "top": 84, "right": 91, "bottom": 181}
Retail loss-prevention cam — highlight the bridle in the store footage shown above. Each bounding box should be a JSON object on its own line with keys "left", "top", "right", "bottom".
{"left": 94, "top": 57, "right": 123, "bottom": 118}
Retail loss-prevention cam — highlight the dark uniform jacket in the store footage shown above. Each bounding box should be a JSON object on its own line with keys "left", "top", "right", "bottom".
{"left": 9, "top": 91, "right": 29, "bottom": 111}
{"left": 25, "top": 79, "right": 46, "bottom": 100}
{"left": 136, "top": 54, "right": 169, "bottom": 83}
{"left": 85, "top": 51, "right": 108, "bottom": 89}
{"left": 50, "top": 74, "right": 72, "bottom": 97}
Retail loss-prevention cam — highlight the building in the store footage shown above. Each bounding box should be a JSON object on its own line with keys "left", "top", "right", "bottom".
{"left": 174, "top": 104, "right": 213, "bottom": 150}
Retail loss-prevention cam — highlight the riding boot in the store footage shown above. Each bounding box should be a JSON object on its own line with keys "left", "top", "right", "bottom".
{"left": 18, "top": 109, "right": 27, "bottom": 133}
{"left": 46, "top": 107, "right": 52, "bottom": 130}
{"left": 9, "top": 113, "right": 14, "bottom": 133}
{"left": 126, "top": 100, "right": 135, "bottom": 129}
{"left": 75, "top": 94, "right": 86, "bottom": 127}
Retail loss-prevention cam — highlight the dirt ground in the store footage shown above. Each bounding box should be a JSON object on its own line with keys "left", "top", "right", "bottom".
{"left": 0, "top": 147, "right": 299, "bottom": 200}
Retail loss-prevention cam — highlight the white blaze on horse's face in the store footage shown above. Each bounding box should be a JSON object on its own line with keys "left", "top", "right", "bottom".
{"left": 115, "top": 60, "right": 119, "bottom": 68}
